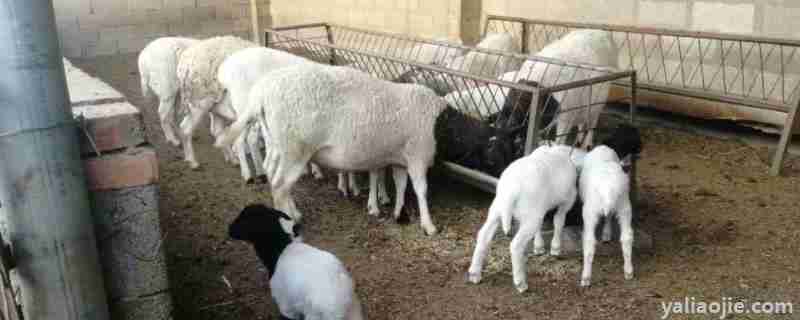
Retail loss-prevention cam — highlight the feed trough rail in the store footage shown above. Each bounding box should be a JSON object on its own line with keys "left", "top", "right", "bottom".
{"left": 264, "top": 22, "right": 638, "bottom": 193}
{"left": 485, "top": 14, "right": 800, "bottom": 175}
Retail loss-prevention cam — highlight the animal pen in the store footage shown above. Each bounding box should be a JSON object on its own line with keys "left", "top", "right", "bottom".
{"left": 263, "top": 23, "right": 638, "bottom": 194}
{"left": 484, "top": 14, "right": 800, "bottom": 176}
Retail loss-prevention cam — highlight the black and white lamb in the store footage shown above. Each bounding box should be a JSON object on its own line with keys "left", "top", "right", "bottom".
{"left": 229, "top": 204, "right": 365, "bottom": 320}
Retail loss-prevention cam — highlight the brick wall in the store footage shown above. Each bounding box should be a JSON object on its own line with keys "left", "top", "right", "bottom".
{"left": 54, "top": 0, "right": 271, "bottom": 58}
{"left": 270, "top": 0, "right": 462, "bottom": 42}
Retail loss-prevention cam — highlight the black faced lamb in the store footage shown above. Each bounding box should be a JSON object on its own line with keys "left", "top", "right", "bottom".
{"left": 229, "top": 204, "right": 365, "bottom": 320}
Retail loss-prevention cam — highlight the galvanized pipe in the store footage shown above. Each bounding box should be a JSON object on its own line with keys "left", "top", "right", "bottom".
{"left": 0, "top": 1, "right": 110, "bottom": 319}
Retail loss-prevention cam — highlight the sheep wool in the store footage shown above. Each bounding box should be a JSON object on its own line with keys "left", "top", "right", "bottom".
{"left": 216, "top": 63, "right": 446, "bottom": 235}
{"left": 174, "top": 35, "right": 258, "bottom": 169}
{"left": 137, "top": 36, "right": 200, "bottom": 147}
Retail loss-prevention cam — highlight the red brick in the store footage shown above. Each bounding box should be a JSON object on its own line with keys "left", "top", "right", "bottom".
{"left": 83, "top": 148, "right": 159, "bottom": 191}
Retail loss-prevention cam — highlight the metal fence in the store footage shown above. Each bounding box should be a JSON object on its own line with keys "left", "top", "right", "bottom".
{"left": 264, "top": 23, "right": 637, "bottom": 192}
{"left": 485, "top": 14, "right": 800, "bottom": 176}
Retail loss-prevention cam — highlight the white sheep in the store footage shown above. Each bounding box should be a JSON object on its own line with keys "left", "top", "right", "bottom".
{"left": 397, "top": 33, "right": 520, "bottom": 96}
{"left": 137, "top": 36, "right": 200, "bottom": 147}
{"left": 176, "top": 35, "right": 259, "bottom": 169}
{"left": 229, "top": 204, "right": 365, "bottom": 320}
{"left": 518, "top": 29, "right": 620, "bottom": 148}
{"left": 570, "top": 145, "right": 634, "bottom": 287}
{"left": 217, "top": 46, "right": 318, "bottom": 182}
{"left": 467, "top": 144, "right": 579, "bottom": 293}
{"left": 215, "top": 63, "right": 446, "bottom": 235}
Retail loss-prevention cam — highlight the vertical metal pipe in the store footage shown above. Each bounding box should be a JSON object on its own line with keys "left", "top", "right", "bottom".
{"left": 324, "top": 24, "right": 337, "bottom": 65}
{"left": 249, "top": 0, "right": 261, "bottom": 45}
{"left": 520, "top": 21, "right": 529, "bottom": 54}
{"left": 0, "top": 1, "right": 110, "bottom": 319}
{"left": 523, "top": 89, "right": 545, "bottom": 155}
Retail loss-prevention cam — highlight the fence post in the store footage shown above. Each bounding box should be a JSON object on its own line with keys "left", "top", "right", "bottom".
{"left": 0, "top": 1, "right": 110, "bottom": 319}
{"left": 324, "top": 24, "right": 337, "bottom": 65}
{"left": 524, "top": 89, "right": 546, "bottom": 155}
{"left": 770, "top": 100, "right": 799, "bottom": 176}
{"left": 520, "top": 21, "right": 529, "bottom": 54}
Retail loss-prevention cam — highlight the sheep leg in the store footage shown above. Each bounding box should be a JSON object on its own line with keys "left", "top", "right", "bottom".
{"left": 209, "top": 114, "right": 237, "bottom": 165}
{"left": 180, "top": 109, "right": 205, "bottom": 170}
{"left": 467, "top": 214, "right": 499, "bottom": 284}
{"left": 271, "top": 162, "right": 308, "bottom": 222}
{"left": 337, "top": 172, "right": 350, "bottom": 197}
{"left": 391, "top": 166, "right": 408, "bottom": 221}
{"left": 580, "top": 207, "right": 601, "bottom": 287}
{"left": 234, "top": 134, "right": 254, "bottom": 183}
{"left": 377, "top": 168, "right": 391, "bottom": 205}
{"left": 157, "top": 94, "right": 181, "bottom": 147}
{"left": 367, "top": 171, "right": 380, "bottom": 216}
{"left": 510, "top": 219, "right": 541, "bottom": 293}
{"left": 349, "top": 172, "right": 360, "bottom": 196}
{"left": 247, "top": 125, "right": 266, "bottom": 180}
{"left": 550, "top": 206, "right": 574, "bottom": 257}
{"left": 407, "top": 165, "right": 437, "bottom": 236}
{"left": 618, "top": 200, "right": 635, "bottom": 281}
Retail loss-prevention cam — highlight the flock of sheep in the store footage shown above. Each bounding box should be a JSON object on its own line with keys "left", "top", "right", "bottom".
{"left": 137, "top": 28, "right": 643, "bottom": 320}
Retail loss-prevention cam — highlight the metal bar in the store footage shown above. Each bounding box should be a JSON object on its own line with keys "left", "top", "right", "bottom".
{"left": 630, "top": 71, "right": 638, "bottom": 123}
{"left": 770, "top": 100, "right": 799, "bottom": 175}
{"left": 521, "top": 22, "right": 530, "bottom": 54}
{"left": 324, "top": 24, "right": 336, "bottom": 64}
{"left": 613, "top": 80, "right": 789, "bottom": 112}
{"left": 524, "top": 89, "right": 545, "bottom": 155}
{"left": 486, "top": 15, "right": 800, "bottom": 47}
{"left": 269, "top": 22, "right": 329, "bottom": 31}
{"left": 0, "top": 1, "right": 110, "bottom": 319}
{"left": 441, "top": 162, "right": 498, "bottom": 194}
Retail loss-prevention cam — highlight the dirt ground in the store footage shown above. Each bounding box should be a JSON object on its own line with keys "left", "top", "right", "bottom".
{"left": 74, "top": 53, "right": 800, "bottom": 320}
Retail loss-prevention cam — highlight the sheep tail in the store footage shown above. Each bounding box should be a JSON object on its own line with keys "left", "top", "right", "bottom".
{"left": 214, "top": 101, "right": 260, "bottom": 149}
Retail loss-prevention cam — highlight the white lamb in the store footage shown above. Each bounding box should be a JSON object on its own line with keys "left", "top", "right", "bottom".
{"left": 518, "top": 29, "right": 620, "bottom": 148}
{"left": 215, "top": 63, "right": 446, "bottom": 235}
{"left": 176, "top": 35, "right": 259, "bottom": 169}
{"left": 467, "top": 144, "right": 580, "bottom": 293}
{"left": 229, "top": 204, "right": 365, "bottom": 320}
{"left": 137, "top": 36, "right": 200, "bottom": 147}
{"left": 569, "top": 145, "right": 635, "bottom": 287}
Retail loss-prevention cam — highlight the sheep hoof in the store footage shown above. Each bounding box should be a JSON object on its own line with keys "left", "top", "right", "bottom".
{"left": 367, "top": 207, "right": 380, "bottom": 217}
{"left": 167, "top": 138, "right": 181, "bottom": 147}
{"left": 394, "top": 212, "right": 410, "bottom": 225}
{"left": 188, "top": 161, "right": 200, "bottom": 170}
{"left": 549, "top": 248, "right": 561, "bottom": 256}
{"left": 467, "top": 272, "right": 481, "bottom": 284}
{"left": 256, "top": 175, "right": 268, "bottom": 185}
{"left": 532, "top": 247, "right": 546, "bottom": 256}
{"left": 245, "top": 177, "right": 255, "bottom": 185}
{"left": 514, "top": 281, "right": 528, "bottom": 293}
{"left": 379, "top": 195, "right": 391, "bottom": 206}
{"left": 422, "top": 225, "right": 438, "bottom": 236}
{"left": 624, "top": 272, "right": 634, "bottom": 280}
{"left": 580, "top": 278, "right": 592, "bottom": 287}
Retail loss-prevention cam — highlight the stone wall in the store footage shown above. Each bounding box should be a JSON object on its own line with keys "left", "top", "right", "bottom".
{"left": 53, "top": 0, "right": 270, "bottom": 58}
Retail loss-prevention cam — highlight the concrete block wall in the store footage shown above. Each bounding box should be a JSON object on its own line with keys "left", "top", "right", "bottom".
{"left": 477, "top": 0, "right": 800, "bottom": 40}
{"left": 270, "top": 0, "right": 463, "bottom": 41}
{"left": 65, "top": 58, "right": 172, "bottom": 319}
{"left": 54, "top": 0, "right": 271, "bottom": 58}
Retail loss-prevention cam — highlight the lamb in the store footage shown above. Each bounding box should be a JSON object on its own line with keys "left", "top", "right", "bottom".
{"left": 214, "top": 63, "right": 447, "bottom": 235}
{"left": 467, "top": 144, "right": 581, "bottom": 293}
{"left": 175, "top": 35, "right": 259, "bottom": 169}
{"left": 137, "top": 36, "right": 200, "bottom": 147}
{"left": 229, "top": 204, "right": 365, "bottom": 320}
{"left": 517, "top": 29, "right": 620, "bottom": 148}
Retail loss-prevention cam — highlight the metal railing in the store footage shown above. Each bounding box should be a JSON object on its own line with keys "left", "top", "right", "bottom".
{"left": 264, "top": 23, "right": 637, "bottom": 192}
{"left": 485, "top": 14, "right": 800, "bottom": 176}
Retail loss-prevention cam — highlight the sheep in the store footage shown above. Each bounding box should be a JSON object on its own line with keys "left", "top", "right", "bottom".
{"left": 175, "top": 35, "right": 259, "bottom": 169}
{"left": 137, "top": 36, "right": 200, "bottom": 147}
{"left": 217, "top": 46, "right": 318, "bottom": 183}
{"left": 517, "top": 29, "right": 620, "bottom": 148}
{"left": 467, "top": 144, "right": 581, "bottom": 293}
{"left": 571, "top": 144, "right": 635, "bottom": 287}
{"left": 395, "top": 33, "right": 521, "bottom": 96}
{"left": 214, "top": 63, "right": 446, "bottom": 235}
{"left": 229, "top": 203, "right": 365, "bottom": 320}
